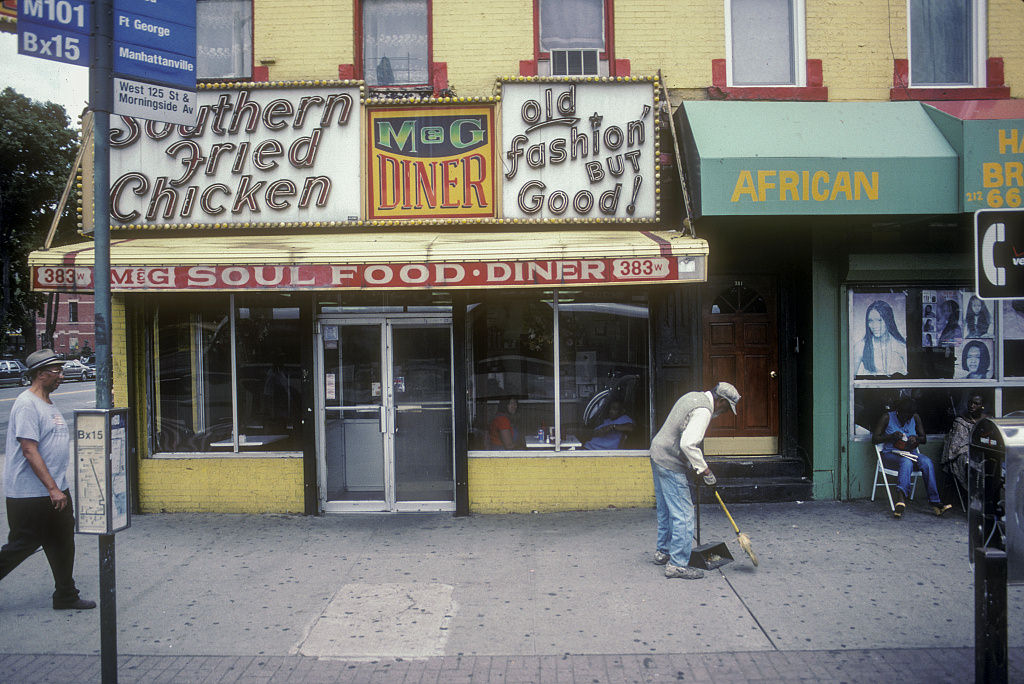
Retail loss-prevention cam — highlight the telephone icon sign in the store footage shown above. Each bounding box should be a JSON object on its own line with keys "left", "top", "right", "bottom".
{"left": 975, "top": 209, "right": 1024, "bottom": 300}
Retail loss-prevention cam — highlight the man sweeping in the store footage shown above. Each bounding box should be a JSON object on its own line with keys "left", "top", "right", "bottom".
{"left": 649, "top": 382, "right": 741, "bottom": 579}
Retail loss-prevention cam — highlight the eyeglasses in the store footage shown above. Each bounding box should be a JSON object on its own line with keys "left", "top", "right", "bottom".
{"left": 39, "top": 367, "right": 64, "bottom": 376}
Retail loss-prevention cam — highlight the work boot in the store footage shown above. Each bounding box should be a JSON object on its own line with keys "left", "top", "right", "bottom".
{"left": 664, "top": 564, "right": 704, "bottom": 579}
{"left": 653, "top": 550, "right": 670, "bottom": 565}
{"left": 932, "top": 503, "right": 953, "bottom": 517}
{"left": 894, "top": 489, "right": 906, "bottom": 518}
{"left": 53, "top": 598, "right": 96, "bottom": 610}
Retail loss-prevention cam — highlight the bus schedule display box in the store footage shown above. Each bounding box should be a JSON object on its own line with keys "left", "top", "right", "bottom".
{"left": 74, "top": 408, "right": 130, "bottom": 534}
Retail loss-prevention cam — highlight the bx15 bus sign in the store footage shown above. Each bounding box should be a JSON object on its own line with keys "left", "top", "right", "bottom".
{"left": 17, "top": 0, "right": 91, "bottom": 67}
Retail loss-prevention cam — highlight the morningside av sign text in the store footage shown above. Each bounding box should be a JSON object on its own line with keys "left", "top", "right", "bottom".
{"left": 106, "top": 85, "right": 361, "bottom": 227}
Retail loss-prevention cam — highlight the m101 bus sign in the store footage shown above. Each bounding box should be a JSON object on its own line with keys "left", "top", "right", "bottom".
{"left": 17, "top": 0, "right": 90, "bottom": 67}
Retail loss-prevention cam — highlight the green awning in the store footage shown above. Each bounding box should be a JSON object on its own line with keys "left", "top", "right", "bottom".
{"left": 924, "top": 100, "right": 1024, "bottom": 214}
{"left": 676, "top": 101, "right": 958, "bottom": 217}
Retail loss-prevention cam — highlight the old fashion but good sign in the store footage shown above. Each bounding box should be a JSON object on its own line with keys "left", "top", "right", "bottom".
{"left": 500, "top": 80, "right": 658, "bottom": 222}
{"left": 105, "top": 85, "right": 361, "bottom": 227}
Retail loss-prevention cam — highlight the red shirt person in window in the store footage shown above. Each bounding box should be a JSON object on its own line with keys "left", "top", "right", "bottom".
{"left": 488, "top": 396, "right": 521, "bottom": 450}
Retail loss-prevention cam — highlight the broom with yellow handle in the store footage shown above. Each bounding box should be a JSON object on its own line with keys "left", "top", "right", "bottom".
{"left": 714, "top": 491, "right": 759, "bottom": 567}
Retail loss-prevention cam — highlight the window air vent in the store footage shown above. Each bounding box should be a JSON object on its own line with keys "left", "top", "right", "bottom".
{"left": 550, "top": 49, "right": 600, "bottom": 76}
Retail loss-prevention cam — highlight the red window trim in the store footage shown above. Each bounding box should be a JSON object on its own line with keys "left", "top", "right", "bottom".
{"left": 521, "top": 0, "right": 625, "bottom": 77}
{"left": 352, "top": 0, "right": 447, "bottom": 94}
{"left": 890, "top": 58, "right": 1010, "bottom": 101}
{"left": 708, "top": 59, "right": 828, "bottom": 101}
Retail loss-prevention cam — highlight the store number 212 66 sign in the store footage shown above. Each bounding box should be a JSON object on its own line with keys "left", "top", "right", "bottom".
{"left": 368, "top": 105, "right": 496, "bottom": 221}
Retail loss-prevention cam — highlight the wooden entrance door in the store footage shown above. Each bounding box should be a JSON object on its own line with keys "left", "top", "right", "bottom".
{"left": 702, "top": 276, "right": 779, "bottom": 448}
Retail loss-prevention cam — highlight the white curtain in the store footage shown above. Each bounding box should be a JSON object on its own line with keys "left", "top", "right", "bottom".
{"left": 197, "top": 0, "right": 253, "bottom": 80}
{"left": 539, "top": 0, "right": 604, "bottom": 51}
{"left": 363, "top": 0, "right": 429, "bottom": 86}
{"left": 730, "top": 0, "right": 796, "bottom": 85}
{"left": 910, "top": 0, "right": 973, "bottom": 86}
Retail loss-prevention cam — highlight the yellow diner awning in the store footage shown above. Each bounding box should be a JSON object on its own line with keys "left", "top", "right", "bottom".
{"left": 29, "top": 230, "right": 708, "bottom": 293}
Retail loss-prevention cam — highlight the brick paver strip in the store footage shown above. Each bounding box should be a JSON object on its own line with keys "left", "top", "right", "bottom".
{"left": 0, "top": 648, "right": 1018, "bottom": 682}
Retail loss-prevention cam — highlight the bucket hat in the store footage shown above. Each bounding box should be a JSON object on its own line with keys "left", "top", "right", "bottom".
{"left": 25, "top": 349, "right": 65, "bottom": 372}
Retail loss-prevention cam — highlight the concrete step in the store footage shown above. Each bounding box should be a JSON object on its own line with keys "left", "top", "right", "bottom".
{"left": 695, "top": 476, "right": 814, "bottom": 504}
{"left": 705, "top": 455, "right": 806, "bottom": 479}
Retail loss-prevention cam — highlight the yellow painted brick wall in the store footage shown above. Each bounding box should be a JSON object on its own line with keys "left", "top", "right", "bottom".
{"left": 251, "top": 1, "right": 1019, "bottom": 100}
{"left": 808, "top": 0, "right": 901, "bottom": 101}
{"left": 138, "top": 458, "right": 304, "bottom": 513}
{"left": 433, "top": 0, "right": 533, "bottom": 96}
{"left": 255, "top": 0, "right": 353, "bottom": 81}
{"left": 111, "top": 295, "right": 129, "bottom": 408}
{"left": 616, "top": 0, "right": 722, "bottom": 89}
{"left": 991, "top": 0, "right": 1024, "bottom": 95}
{"left": 468, "top": 456, "right": 654, "bottom": 513}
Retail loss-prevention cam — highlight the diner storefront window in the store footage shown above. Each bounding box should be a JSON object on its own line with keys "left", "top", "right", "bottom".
{"left": 469, "top": 289, "right": 649, "bottom": 451}
{"left": 148, "top": 294, "right": 303, "bottom": 455}
{"left": 849, "top": 286, "right": 1023, "bottom": 440}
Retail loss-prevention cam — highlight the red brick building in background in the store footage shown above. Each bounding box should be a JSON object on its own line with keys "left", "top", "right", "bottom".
{"left": 34, "top": 294, "right": 95, "bottom": 358}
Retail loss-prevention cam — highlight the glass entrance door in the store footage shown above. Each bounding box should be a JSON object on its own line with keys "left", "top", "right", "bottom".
{"left": 318, "top": 316, "right": 454, "bottom": 512}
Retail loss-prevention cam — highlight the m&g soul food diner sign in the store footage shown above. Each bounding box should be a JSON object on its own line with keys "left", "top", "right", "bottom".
{"left": 106, "top": 85, "right": 361, "bottom": 228}
{"left": 367, "top": 105, "right": 496, "bottom": 220}
{"left": 499, "top": 79, "right": 658, "bottom": 222}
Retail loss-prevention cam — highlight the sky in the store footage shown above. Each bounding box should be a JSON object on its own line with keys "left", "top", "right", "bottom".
{"left": 1, "top": 31, "right": 91, "bottom": 124}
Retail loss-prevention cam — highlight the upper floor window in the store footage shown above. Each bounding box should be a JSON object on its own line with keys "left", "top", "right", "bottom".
{"left": 727, "top": 0, "right": 805, "bottom": 86}
{"left": 909, "top": 0, "right": 984, "bottom": 87}
{"left": 538, "top": 0, "right": 607, "bottom": 76}
{"left": 69, "top": 302, "right": 79, "bottom": 323}
{"left": 196, "top": 0, "right": 252, "bottom": 80}
{"left": 362, "top": 0, "right": 430, "bottom": 87}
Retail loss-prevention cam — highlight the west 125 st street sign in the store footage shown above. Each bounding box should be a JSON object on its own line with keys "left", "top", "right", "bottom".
{"left": 17, "top": 0, "right": 91, "bottom": 67}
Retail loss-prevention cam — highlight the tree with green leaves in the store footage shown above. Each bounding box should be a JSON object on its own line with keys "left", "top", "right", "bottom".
{"left": 0, "top": 87, "right": 79, "bottom": 357}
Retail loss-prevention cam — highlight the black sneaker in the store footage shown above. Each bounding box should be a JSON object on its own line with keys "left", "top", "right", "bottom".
{"left": 53, "top": 598, "right": 97, "bottom": 610}
{"left": 664, "top": 564, "right": 704, "bottom": 579}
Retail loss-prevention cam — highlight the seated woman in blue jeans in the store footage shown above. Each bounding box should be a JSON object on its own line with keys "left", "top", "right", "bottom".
{"left": 871, "top": 397, "right": 952, "bottom": 519}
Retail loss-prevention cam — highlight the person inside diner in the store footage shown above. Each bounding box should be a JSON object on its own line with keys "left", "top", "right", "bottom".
{"left": 488, "top": 396, "right": 521, "bottom": 450}
{"left": 583, "top": 399, "right": 634, "bottom": 450}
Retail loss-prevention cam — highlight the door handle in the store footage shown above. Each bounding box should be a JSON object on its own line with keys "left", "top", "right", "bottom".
{"left": 770, "top": 371, "right": 778, "bottom": 378}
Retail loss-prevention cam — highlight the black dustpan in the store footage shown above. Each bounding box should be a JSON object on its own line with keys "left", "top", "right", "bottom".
{"left": 691, "top": 481, "right": 734, "bottom": 570}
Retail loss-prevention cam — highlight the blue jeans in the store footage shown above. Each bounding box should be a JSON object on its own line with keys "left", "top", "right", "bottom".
{"left": 651, "top": 461, "right": 695, "bottom": 567}
{"left": 881, "top": 451, "right": 942, "bottom": 504}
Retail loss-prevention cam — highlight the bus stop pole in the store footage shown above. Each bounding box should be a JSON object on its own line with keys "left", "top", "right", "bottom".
{"left": 91, "top": 1, "right": 116, "bottom": 681}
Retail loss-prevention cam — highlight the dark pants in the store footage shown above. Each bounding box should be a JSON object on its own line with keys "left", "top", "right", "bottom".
{"left": 0, "top": 493, "right": 80, "bottom": 603}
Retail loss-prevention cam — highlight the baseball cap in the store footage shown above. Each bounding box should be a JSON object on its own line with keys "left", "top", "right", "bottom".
{"left": 25, "top": 349, "right": 65, "bottom": 372}
{"left": 713, "top": 381, "right": 741, "bottom": 414}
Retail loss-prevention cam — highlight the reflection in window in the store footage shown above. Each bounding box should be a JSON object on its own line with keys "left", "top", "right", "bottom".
{"left": 469, "top": 290, "right": 648, "bottom": 451}
{"left": 539, "top": 0, "right": 605, "bottom": 51}
{"left": 909, "top": 0, "right": 977, "bottom": 86}
{"left": 362, "top": 0, "right": 429, "bottom": 87}
{"left": 728, "top": 0, "right": 801, "bottom": 86}
{"left": 197, "top": 0, "right": 253, "bottom": 80}
{"left": 149, "top": 295, "right": 302, "bottom": 454}
{"left": 152, "top": 297, "right": 233, "bottom": 452}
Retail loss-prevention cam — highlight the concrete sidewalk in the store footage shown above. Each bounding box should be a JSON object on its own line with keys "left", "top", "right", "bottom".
{"left": 1, "top": 499, "right": 1023, "bottom": 682}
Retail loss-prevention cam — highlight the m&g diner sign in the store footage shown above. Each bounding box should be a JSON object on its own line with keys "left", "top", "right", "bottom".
{"left": 106, "top": 85, "right": 362, "bottom": 228}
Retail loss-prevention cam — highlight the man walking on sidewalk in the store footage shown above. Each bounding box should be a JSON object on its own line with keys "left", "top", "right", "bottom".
{"left": 649, "top": 382, "right": 741, "bottom": 579}
{"left": 1, "top": 350, "right": 95, "bottom": 610}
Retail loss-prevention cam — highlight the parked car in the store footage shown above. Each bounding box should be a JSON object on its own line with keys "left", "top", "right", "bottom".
{"left": 82, "top": 359, "right": 96, "bottom": 379}
{"left": 0, "top": 359, "right": 28, "bottom": 386}
{"left": 61, "top": 359, "right": 89, "bottom": 381}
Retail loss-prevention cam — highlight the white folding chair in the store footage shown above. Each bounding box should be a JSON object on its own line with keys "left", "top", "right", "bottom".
{"left": 871, "top": 443, "right": 921, "bottom": 511}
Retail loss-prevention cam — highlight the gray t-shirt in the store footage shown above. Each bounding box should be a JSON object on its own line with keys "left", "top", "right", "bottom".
{"left": 4, "top": 390, "right": 70, "bottom": 498}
